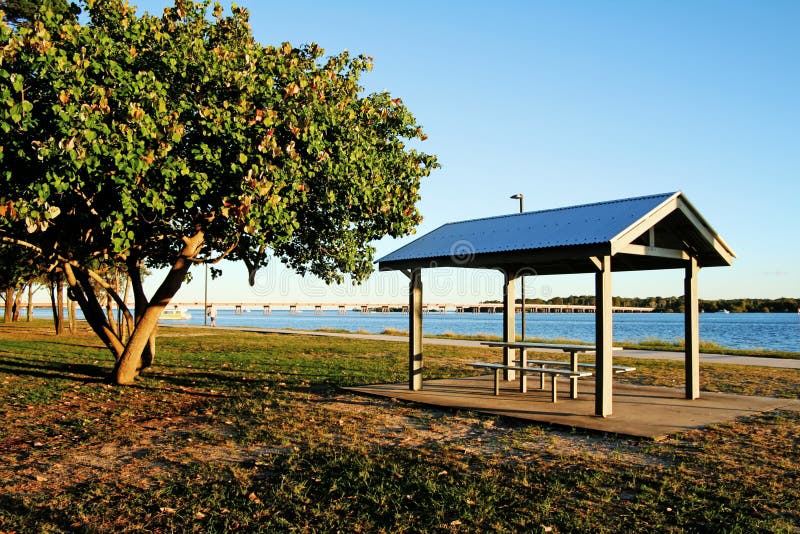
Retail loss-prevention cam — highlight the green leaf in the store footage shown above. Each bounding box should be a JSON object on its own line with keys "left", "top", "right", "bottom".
{"left": 10, "top": 74, "right": 23, "bottom": 92}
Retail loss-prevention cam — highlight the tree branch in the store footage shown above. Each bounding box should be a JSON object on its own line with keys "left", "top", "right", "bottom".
{"left": 1, "top": 234, "right": 129, "bottom": 314}
{"left": 103, "top": 274, "right": 135, "bottom": 335}
{"left": 193, "top": 239, "right": 239, "bottom": 264}
{"left": 62, "top": 263, "right": 125, "bottom": 359}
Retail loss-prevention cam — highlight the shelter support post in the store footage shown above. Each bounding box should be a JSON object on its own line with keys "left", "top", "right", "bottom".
{"left": 685, "top": 257, "right": 700, "bottom": 399}
{"left": 503, "top": 270, "right": 517, "bottom": 381}
{"left": 409, "top": 269, "right": 423, "bottom": 391}
{"left": 594, "top": 256, "right": 613, "bottom": 417}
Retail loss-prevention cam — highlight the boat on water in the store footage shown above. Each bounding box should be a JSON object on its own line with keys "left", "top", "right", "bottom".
{"left": 161, "top": 306, "right": 192, "bottom": 320}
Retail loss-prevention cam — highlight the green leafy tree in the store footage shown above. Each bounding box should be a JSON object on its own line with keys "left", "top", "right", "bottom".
{"left": 0, "top": 240, "right": 42, "bottom": 321}
{"left": 0, "top": 0, "right": 437, "bottom": 383}
{"left": 0, "top": 243, "right": 25, "bottom": 321}
{"left": 0, "top": 0, "right": 79, "bottom": 25}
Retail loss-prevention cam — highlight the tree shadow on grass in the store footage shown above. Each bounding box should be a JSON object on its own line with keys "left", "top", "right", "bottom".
{"left": 0, "top": 355, "right": 109, "bottom": 382}
{"left": 0, "top": 349, "right": 396, "bottom": 399}
{"left": 0, "top": 353, "right": 318, "bottom": 397}
{"left": 138, "top": 363, "right": 389, "bottom": 393}
{"left": 1, "top": 337, "right": 108, "bottom": 352}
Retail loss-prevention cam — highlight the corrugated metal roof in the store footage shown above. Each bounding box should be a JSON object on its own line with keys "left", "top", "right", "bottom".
{"left": 378, "top": 192, "right": 678, "bottom": 264}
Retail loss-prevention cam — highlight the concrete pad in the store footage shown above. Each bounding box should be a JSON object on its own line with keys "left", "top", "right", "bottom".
{"left": 346, "top": 376, "right": 800, "bottom": 439}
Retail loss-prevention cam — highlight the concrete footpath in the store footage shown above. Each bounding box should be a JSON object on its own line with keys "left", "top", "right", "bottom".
{"left": 228, "top": 327, "right": 800, "bottom": 369}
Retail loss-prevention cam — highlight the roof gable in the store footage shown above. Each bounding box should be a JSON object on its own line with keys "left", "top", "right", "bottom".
{"left": 378, "top": 192, "right": 734, "bottom": 273}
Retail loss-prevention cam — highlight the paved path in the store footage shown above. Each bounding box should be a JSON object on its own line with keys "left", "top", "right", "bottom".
{"left": 228, "top": 327, "right": 800, "bottom": 369}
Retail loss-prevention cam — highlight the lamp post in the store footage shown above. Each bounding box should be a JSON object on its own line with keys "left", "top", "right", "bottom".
{"left": 510, "top": 194, "right": 525, "bottom": 340}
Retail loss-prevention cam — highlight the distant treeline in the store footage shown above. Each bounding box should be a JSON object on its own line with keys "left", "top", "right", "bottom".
{"left": 484, "top": 296, "right": 800, "bottom": 313}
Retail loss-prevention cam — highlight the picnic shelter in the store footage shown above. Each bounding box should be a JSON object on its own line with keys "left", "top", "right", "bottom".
{"left": 377, "top": 191, "right": 735, "bottom": 417}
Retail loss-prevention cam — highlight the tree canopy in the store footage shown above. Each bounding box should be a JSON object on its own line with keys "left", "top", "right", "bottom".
{"left": 0, "top": 0, "right": 437, "bottom": 383}
{"left": 0, "top": 0, "right": 79, "bottom": 25}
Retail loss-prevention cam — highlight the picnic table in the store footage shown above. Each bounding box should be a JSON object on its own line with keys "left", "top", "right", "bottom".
{"left": 476, "top": 341, "right": 633, "bottom": 399}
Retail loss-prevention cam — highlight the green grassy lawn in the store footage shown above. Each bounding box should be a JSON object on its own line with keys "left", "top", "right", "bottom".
{"left": 317, "top": 327, "right": 800, "bottom": 360}
{"left": 1, "top": 322, "right": 798, "bottom": 532}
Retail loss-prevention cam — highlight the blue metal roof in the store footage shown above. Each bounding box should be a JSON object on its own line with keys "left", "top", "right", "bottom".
{"left": 378, "top": 192, "right": 678, "bottom": 264}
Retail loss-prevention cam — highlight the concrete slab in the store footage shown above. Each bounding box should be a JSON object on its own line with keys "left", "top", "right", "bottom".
{"left": 346, "top": 376, "right": 800, "bottom": 439}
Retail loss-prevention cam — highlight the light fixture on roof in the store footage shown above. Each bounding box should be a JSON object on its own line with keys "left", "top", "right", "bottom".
{"left": 510, "top": 193, "right": 524, "bottom": 213}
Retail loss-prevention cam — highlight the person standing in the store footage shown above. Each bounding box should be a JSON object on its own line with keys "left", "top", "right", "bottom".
{"left": 207, "top": 303, "right": 217, "bottom": 327}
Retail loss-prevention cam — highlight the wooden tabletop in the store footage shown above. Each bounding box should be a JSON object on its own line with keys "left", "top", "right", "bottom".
{"left": 480, "top": 341, "right": 600, "bottom": 352}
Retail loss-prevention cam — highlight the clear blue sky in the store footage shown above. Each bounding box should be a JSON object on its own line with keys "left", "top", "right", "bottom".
{"left": 135, "top": 0, "right": 799, "bottom": 304}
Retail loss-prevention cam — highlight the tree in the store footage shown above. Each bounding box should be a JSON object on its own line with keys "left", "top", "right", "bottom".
{"left": 0, "top": 241, "right": 41, "bottom": 322}
{"left": 0, "top": 0, "right": 79, "bottom": 25}
{"left": 0, "top": 0, "right": 437, "bottom": 383}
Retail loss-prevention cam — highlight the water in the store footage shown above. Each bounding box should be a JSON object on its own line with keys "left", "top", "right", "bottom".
{"left": 32, "top": 308, "right": 800, "bottom": 352}
{"left": 153, "top": 308, "right": 799, "bottom": 352}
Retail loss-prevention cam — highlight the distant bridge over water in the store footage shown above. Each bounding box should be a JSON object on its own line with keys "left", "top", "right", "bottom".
{"left": 29, "top": 301, "right": 654, "bottom": 314}
{"left": 169, "top": 302, "right": 655, "bottom": 314}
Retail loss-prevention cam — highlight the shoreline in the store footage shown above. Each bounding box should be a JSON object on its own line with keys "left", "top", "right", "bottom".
{"left": 166, "top": 324, "right": 800, "bottom": 367}
{"left": 7, "top": 316, "right": 799, "bottom": 359}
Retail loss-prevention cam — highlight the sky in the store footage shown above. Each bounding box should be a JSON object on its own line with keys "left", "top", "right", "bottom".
{"left": 134, "top": 0, "right": 800, "bottom": 305}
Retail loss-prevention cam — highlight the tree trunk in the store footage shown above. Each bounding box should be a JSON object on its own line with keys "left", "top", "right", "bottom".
{"left": 62, "top": 263, "right": 124, "bottom": 358}
{"left": 141, "top": 332, "right": 156, "bottom": 370}
{"left": 113, "top": 231, "right": 204, "bottom": 384}
{"left": 12, "top": 286, "right": 22, "bottom": 321}
{"left": 26, "top": 283, "right": 34, "bottom": 322}
{"left": 127, "top": 259, "right": 157, "bottom": 370}
{"left": 68, "top": 299, "right": 76, "bottom": 333}
{"left": 49, "top": 277, "right": 62, "bottom": 334}
{"left": 121, "top": 275, "right": 132, "bottom": 343}
{"left": 56, "top": 277, "right": 65, "bottom": 335}
{"left": 3, "top": 287, "right": 12, "bottom": 323}
{"left": 106, "top": 292, "right": 116, "bottom": 336}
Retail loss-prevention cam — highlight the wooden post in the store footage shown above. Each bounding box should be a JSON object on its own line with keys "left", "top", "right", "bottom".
{"left": 595, "top": 256, "right": 613, "bottom": 417}
{"left": 503, "top": 270, "right": 517, "bottom": 381}
{"left": 409, "top": 269, "right": 423, "bottom": 391}
{"left": 685, "top": 256, "right": 700, "bottom": 399}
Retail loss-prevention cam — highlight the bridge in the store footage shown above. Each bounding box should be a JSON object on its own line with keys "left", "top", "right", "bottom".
{"left": 169, "top": 302, "right": 654, "bottom": 314}
{"left": 29, "top": 301, "right": 654, "bottom": 314}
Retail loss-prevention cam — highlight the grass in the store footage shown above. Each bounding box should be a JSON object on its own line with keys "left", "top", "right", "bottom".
{"left": 378, "top": 328, "right": 799, "bottom": 360}
{"left": 0, "top": 322, "right": 799, "bottom": 532}
{"left": 622, "top": 337, "right": 800, "bottom": 359}
{"left": 258, "top": 323, "right": 800, "bottom": 359}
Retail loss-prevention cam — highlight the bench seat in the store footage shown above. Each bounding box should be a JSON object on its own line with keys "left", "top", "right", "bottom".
{"left": 468, "top": 362, "right": 592, "bottom": 402}
{"left": 514, "top": 358, "right": 636, "bottom": 374}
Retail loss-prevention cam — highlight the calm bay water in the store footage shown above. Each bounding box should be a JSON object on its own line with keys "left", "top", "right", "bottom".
{"left": 37, "top": 308, "right": 799, "bottom": 352}
{"left": 151, "top": 308, "right": 800, "bottom": 352}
